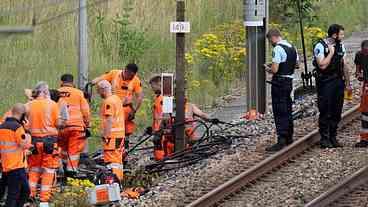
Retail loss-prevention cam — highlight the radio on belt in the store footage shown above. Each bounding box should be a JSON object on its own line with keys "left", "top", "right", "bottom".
{"left": 161, "top": 73, "right": 174, "bottom": 114}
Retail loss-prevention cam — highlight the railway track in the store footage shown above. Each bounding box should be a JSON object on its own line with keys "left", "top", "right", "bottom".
{"left": 306, "top": 166, "right": 368, "bottom": 207}
{"left": 188, "top": 105, "right": 367, "bottom": 207}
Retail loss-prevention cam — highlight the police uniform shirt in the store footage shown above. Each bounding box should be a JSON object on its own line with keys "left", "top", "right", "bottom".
{"left": 272, "top": 40, "right": 299, "bottom": 78}
{"left": 314, "top": 40, "right": 346, "bottom": 60}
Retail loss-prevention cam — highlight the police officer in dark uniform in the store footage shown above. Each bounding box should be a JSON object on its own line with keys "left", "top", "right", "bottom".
{"left": 265, "top": 28, "right": 298, "bottom": 152}
{"left": 313, "top": 24, "right": 350, "bottom": 148}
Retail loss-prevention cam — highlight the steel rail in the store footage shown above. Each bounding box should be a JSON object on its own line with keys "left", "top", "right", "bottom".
{"left": 305, "top": 165, "right": 368, "bottom": 207}
{"left": 187, "top": 105, "right": 360, "bottom": 207}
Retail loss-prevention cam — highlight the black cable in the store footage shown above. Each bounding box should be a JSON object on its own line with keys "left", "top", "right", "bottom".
{"left": 35, "top": 0, "right": 115, "bottom": 26}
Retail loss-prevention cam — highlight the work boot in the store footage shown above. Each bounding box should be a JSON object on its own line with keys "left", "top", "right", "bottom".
{"left": 320, "top": 137, "right": 333, "bottom": 149}
{"left": 266, "top": 138, "right": 287, "bottom": 152}
{"left": 286, "top": 137, "right": 293, "bottom": 145}
{"left": 65, "top": 171, "right": 77, "bottom": 178}
{"left": 329, "top": 137, "right": 343, "bottom": 148}
{"left": 39, "top": 202, "right": 49, "bottom": 207}
{"left": 355, "top": 140, "right": 368, "bottom": 148}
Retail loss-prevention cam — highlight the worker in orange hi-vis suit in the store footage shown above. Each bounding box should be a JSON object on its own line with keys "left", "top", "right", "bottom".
{"left": 92, "top": 63, "right": 143, "bottom": 163}
{"left": 148, "top": 75, "right": 218, "bottom": 160}
{"left": 96, "top": 80, "right": 125, "bottom": 181}
{"left": 0, "top": 90, "right": 33, "bottom": 203}
{"left": 0, "top": 103, "right": 32, "bottom": 207}
{"left": 26, "top": 82, "right": 62, "bottom": 207}
{"left": 57, "top": 74, "right": 90, "bottom": 176}
{"left": 355, "top": 40, "right": 368, "bottom": 147}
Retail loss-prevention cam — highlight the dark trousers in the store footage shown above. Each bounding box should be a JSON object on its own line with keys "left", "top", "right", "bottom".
{"left": 317, "top": 76, "right": 345, "bottom": 140}
{"left": 271, "top": 77, "right": 293, "bottom": 143}
{"left": 0, "top": 173, "right": 7, "bottom": 201}
{"left": 4, "top": 168, "right": 30, "bottom": 207}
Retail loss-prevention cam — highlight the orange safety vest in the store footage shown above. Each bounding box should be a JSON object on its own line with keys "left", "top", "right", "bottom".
{"left": 58, "top": 86, "right": 90, "bottom": 130}
{"left": 0, "top": 117, "right": 28, "bottom": 172}
{"left": 27, "top": 98, "right": 59, "bottom": 137}
{"left": 152, "top": 95, "right": 163, "bottom": 132}
{"left": 100, "top": 95, "right": 125, "bottom": 138}
{"left": 99, "top": 70, "right": 142, "bottom": 103}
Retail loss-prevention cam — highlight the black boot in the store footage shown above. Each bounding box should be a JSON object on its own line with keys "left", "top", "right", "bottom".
{"left": 286, "top": 136, "right": 293, "bottom": 145}
{"left": 355, "top": 140, "right": 368, "bottom": 148}
{"left": 266, "top": 138, "right": 287, "bottom": 152}
{"left": 320, "top": 137, "right": 333, "bottom": 149}
{"left": 329, "top": 136, "right": 342, "bottom": 148}
{"left": 65, "top": 171, "right": 77, "bottom": 178}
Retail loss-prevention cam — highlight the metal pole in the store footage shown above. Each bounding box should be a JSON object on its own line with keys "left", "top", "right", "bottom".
{"left": 246, "top": 26, "right": 258, "bottom": 111}
{"left": 78, "top": 0, "right": 88, "bottom": 90}
{"left": 78, "top": 0, "right": 89, "bottom": 155}
{"left": 297, "top": 0, "right": 309, "bottom": 85}
{"left": 256, "top": 17, "right": 266, "bottom": 113}
{"left": 175, "top": 0, "right": 186, "bottom": 152}
{"left": 0, "top": 26, "right": 34, "bottom": 34}
{"left": 245, "top": 0, "right": 267, "bottom": 114}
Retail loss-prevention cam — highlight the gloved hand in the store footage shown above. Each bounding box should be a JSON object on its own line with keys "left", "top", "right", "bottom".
{"left": 209, "top": 118, "right": 220, "bottom": 124}
{"left": 128, "top": 110, "right": 136, "bottom": 121}
{"left": 85, "top": 128, "right": 91, "bottom": 138}
{"left": 145, "top": 126, "right": 153, "bottom": 135}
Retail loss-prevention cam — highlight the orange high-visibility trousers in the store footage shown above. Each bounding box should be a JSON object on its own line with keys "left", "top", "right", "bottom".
{"left": 28, "top": 142, "right": 59, "bottom": 202}
{"left": 360, "top": 84, "right": 368, "bottom": 141}
{"left": 59, "top": 130, "right": 86, "bottom": 172}
{"left": 123, "top": 106, "right": 135, "bottom": 136}
{"left": 103, "top": 137, "right": 124, "bottom": 181}
{"left": 104, "top": 150, "right": 124, "bottom": 181}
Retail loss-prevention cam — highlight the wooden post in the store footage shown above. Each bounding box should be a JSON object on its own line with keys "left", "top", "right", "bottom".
{"left": 174, "top": 0, "right": 186, "bottom": 152}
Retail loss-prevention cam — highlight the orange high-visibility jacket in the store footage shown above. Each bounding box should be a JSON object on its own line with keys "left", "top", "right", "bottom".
{"left": 0, "top": 117, "right": 29, "bottom": 172}
{"left": 100, "top": 95, "right": 125, "bottom": 138}
{"left": 152, "top": 95, "right": 163, "bottom": 132}
{"left": 58, "top": 86, "right": 90, "bottom": 130}
{"left": 98, "top": 70, "right": 142, "bottom": 103}
{"left": 27, "top": 98, "right": 59, "bottom": 137}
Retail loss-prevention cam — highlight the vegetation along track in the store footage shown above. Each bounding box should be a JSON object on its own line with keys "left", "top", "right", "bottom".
{"left": 187, "top": 104, "right": 368, "bottom": 207}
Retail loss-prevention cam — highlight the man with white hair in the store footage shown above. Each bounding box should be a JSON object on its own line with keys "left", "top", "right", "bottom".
{"left": 26, "top": 81, "right": 61, "bottom": 206}
{"left": 97, "top": 80, "right": 125, "bottom": 181}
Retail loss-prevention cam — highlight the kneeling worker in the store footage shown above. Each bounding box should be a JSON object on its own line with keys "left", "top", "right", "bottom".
{"left": 0, "top": 103, "right": 31, "bottom": 207}
{"left": 97, "top": 80, "right": 125, "bottom": 181}
{"left": 149, "top": 75, "right": 219, "bottom": 160}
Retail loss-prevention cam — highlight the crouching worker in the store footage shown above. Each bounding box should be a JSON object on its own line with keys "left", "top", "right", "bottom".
{"left": 355, "top": 40, "right": 368, "bottom": 147}
{"left": 149, "top": 75, "right": 219, "bottom": 160}
{"left": 0, "top": 103, "right": 31, "bottom": 207}
{"left": 97, "top": 80, "right": 125, "bottom": 181}
{"left": 27, "top": 82, "right": 62, "bottom": 206}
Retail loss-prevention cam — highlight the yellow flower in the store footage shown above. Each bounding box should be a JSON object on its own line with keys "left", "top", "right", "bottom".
{"left": 185, "top": 53, "right": 194, "bottom": 64}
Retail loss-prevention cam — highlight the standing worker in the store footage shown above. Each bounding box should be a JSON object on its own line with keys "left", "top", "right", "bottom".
{"left": 96, "top": 80, "right": 125, "bottom": 181}
{"left": 58, "top": 74, "right": 90, "bottom": 176}
{"left": 92, "top": 63, "right": 144, "bottom": 162}
{"left": 27, "top": 82, "right": 62, "bottom": 206}
{"left": 313, "top": 24, "right": 351, "bottom": 148}
{"left": 354, "top": 40, "right": 368, "bottom": 147}
{"left": 265, "top": 28, "right": 298, "bottom": 152}
{"left": 0, "top": 103, "right": 31, "bottom": 207}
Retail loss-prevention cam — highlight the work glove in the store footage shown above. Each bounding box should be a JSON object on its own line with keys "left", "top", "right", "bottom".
{"left": 145, "top": 127, "right": 153, "bottom": 136}
{"left": 85, "top": 128, "right": 91, "bottom": 138}
{"left": 209, "top": 118, "right": 220, "bottom": 124}
{"left": 128, "top": 111, "right": 136, "bottom": 121}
